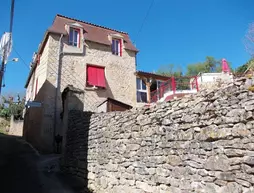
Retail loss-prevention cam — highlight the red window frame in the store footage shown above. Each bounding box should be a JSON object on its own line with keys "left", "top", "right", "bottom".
{"left": 37, "top": 54, "right": 41, "bottom": 66}
{"left": 69, "top": 27, "right": 80, "bottom": 48}
{"left": 86, "top": 65, "right": 106, "bottom": 88}
{"left": 35, "top": 78, "right": 38, "bottom": 97}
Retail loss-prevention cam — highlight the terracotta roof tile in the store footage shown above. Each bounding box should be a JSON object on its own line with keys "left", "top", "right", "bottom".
{"left": 49, "top": 14, "right": 138, "bottom": 52}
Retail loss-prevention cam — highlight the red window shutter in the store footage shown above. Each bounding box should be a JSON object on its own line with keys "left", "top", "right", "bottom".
{"left": 87, "top": 65, "right": 106, "bottom": 88}
{"left": 35, "top": 78, "right": 38, "bottom": 96}
{"left": 37, "top": 54, "right": 40, "bottom": 66}
{"left": 120, "top": 39, "right": 122, "bottom": 56}
{"left": 96, "top": 67, "right": 106, "bottom": 87}
{"left": 87, "top": 66, "right": 97, "bottom": 86}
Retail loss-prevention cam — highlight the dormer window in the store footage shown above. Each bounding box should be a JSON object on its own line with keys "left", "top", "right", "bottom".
{"left": 112, "top": 39, "right": 122, "bottom": 56}
{"left": 69, "top": 27, "right": 80, "bottom": 47}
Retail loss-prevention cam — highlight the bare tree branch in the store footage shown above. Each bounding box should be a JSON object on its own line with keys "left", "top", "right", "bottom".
{"left": 244, "top": 22, "right": 254, "bottom": 58}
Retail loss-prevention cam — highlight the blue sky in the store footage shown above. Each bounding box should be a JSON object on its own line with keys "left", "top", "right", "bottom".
{"left": 0, "top": 0, "right": 253, "bottom": 95}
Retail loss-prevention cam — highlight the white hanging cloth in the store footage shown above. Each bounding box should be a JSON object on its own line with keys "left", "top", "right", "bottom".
{"left": 0, "top": 32, "right": 13, "bottom": 64}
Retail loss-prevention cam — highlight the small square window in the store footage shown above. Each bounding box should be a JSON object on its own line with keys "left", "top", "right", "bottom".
{"left": 112, "top": 39, "right": 122, "bottom": 56}
{"left": 69, "top": 27, "right": 80, "bottom": 47}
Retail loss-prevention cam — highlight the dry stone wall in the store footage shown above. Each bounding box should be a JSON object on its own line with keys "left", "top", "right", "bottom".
{"left": 62, "top": 77, "right": 254, "bottom": 193}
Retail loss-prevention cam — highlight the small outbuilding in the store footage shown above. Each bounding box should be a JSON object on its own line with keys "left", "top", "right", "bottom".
{"left": 97, "top": 98, "right": 132, "bottom": 113}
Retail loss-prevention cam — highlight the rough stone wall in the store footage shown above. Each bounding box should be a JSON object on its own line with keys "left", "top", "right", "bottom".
{"left": 63, "top": 77, "right": 254, "bottom": 193}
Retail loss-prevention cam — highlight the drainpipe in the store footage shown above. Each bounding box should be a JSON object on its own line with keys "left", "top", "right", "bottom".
{"left": 53, "top": 34, "right": 64, "bottom": 152}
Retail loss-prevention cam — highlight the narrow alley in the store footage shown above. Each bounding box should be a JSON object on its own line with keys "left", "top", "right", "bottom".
{"left": 0, "top": 134, "right": 83, "bottom": 193}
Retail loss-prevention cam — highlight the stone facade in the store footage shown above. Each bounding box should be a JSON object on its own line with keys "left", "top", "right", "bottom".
{"left": 26, "top": 37, "right": 50, "bottom": 102}
{"left": 47, "top": 34, "right": 137, "bottom": 112}
{"left": 25, "top": 29, "right": 137, "bottom": 152}
{"left": 62, "top": 77, "right": 254, "bottom": 193}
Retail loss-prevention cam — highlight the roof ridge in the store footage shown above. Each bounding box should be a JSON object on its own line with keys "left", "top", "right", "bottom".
{"left": 56, "top": 14, "right": 128, "bottom": 35}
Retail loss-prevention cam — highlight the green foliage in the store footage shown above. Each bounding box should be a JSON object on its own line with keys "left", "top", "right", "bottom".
{"left": 156, "top": 64, "right": 189, "bottom": 90}
{"left": 235, "top": 63, "right": 248, "bottom": 74}
{"left": 235, "top": 58, "right": 254, "bottom": 74}
{"left": 0, "top": 95, "right": 25, "bottom": 120}
{"left": 204, "top": 56, "right": 218, "bottom": 72}
{"left": 156, "top": 64, "right": 183, "bottom": 77}
{"left": 0, "top": 118, "right": 10, "bottom": 134}
{"left": 186, "top": 56, "right": 229, "bottom": 76}
{"left": 186, "top": 62, "right": 208, "bottom": 76}
{"left": 0, "top": 108, "right": 10, "bottom": 119}
{"left": 156, "top": 57, "right": 233, "bottom": 77}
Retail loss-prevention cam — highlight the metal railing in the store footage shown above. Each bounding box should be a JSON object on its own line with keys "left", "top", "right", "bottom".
{"left": 150, "top": 76, "right": 199, "bottom": 103}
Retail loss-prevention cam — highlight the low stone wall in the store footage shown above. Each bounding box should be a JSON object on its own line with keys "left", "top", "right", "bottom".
{"left": 62, "top": 78, "right": 254, "bottom": 193}
{"left": 8, "top": 115, "right": 23, "bottom": 136}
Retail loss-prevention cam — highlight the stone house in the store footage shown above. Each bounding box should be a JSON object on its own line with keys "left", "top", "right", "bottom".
{"left": 23, "top": 14, "right": 138, "bottom": 153}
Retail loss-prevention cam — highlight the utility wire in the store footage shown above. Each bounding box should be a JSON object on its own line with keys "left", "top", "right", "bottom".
{"left": 9, "top": 0, "right": 15, "bottom": 33}
{"left": 12, "top": 46, "right": 30, "bottom": 70}
{"left": 133, "top": 0, "right": 156, "bottom": 44}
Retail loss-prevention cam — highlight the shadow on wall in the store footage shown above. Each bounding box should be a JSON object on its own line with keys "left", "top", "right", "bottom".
{"left": 23, "top": 80, "right": 61, "bottom": 154}
{"left": 61, "top": 86, "right": 92, "bottom": 192}
{"left": 95, "top": 78, "right": 113, "bottom": 99}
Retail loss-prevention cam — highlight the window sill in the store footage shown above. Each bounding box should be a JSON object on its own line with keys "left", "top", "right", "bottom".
{"left": 68, "top": 44, "right": 80, "bottom": 48}
{"left": 112, "top": 53, "right": 122, "bottom": 57}
{"left": 85, "top": 86, "right": 106, "bottom": 91}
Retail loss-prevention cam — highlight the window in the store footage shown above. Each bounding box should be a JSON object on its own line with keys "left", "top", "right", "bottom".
{"left": 87, "top": 65, "right": 106, "bottom": 88}
{"left": 69, "top": 27, "right": 80, "bottom": 47}
{"left": 35, "top": 78, "right": 38, "bottom": 97}
{"left": 112, "top": 39, "right": 122, "bottom": 56}
{"left": 136, "top": 78, "right": 147, "bottom": 103}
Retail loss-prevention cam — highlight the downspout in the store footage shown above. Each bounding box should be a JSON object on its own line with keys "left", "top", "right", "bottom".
{"left": 53, "top": 34, "right": 64, "bottom": 151}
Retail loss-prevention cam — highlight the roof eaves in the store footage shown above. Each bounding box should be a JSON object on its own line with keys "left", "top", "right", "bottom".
{"left": 56, "top": 14, "right": 128, "bottom": 35}
{"left": 135, "top": 71, "right": 171, "bottom": 79}
{"left": 25, "top": 31, "right": 50, "bottom": 88}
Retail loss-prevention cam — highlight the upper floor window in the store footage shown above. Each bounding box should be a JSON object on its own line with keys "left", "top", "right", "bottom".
{"left": 112, "top": 39, "right": 122, "bottom": 56}
{"left": 136, "top": 78, "right": 147, "bottom": 103}
{"left": 87, "top": 65, "right": 106, "bottom": 88}
{"left": 35, "top": 78, "right": 38, "bottom": 97}
{"left": 69, "top": 27, "right": 80, "bottom": 47}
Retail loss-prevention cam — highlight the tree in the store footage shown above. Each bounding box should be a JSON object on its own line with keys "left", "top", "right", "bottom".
{"left": 235, "top": 58, "right": 254, "bottom": 74}
{"left": 0, "top": 95, "right": 25, "bottom": 120}
{"left": 157, "top": 64, "right": 190, "bottom": 90}
{"left": 186, "top": 62, "right": 207, "bottom": 76}
{"left": 235, "top": 63, "right": 248, "bottom": 74}
{"left": 244, "top": 22, "right": 254, "bottom": 58}
{"left": 186, "top": 56, "right": 231, "bottom": 75}
{"left": 204, "top": 56, "right": 218, "bottom": 72}
{"left": 156, "top": 64, "right": 183, "bottom": 77}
